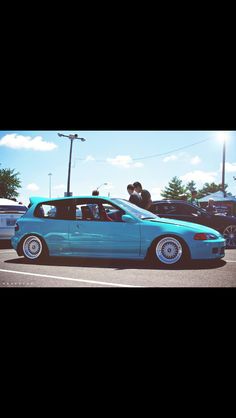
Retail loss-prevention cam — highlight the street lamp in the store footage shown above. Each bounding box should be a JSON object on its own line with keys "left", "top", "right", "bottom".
{"left": 96, "top": 182, "right": 108, "bottom": 191}
{"left": 222, "top": 137, "right": 226, "bottom": 197}
{"left": 218, "top": 132, "right": 229, "bottom": 198}
{"left": 58, "top": 133, "right": 86, "bottom": 197}
{"left": 48, "top": 173, "right": 52, "bottom": 198}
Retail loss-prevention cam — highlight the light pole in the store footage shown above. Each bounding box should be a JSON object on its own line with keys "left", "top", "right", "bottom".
{"left": 58, "top": 133, "right": 86, "bottom": 197}
{"left": 48, "top": 173, "right": 52, "bottom": 198}
{"left": 222, "top": 137, "right": 226, "bottom": 197}
{"left": 96, "top": 182, "right": 108, "bottom": 191}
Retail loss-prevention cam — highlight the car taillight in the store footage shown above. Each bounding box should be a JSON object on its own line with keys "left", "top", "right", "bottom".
{"left": 15, "top": 222, "right": 19, "bottom": 232}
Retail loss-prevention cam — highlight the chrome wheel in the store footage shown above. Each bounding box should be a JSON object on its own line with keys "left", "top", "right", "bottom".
{"left": 23, "top": 236, "right": 43, "bottom": 260}
{"left": 155, "top": 237, "right": 183, "bottom": 265}
{"left": 223, "top": 225, "right": 236, "bottom": 248}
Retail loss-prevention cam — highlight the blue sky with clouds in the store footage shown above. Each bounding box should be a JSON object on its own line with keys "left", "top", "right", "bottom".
{"left": 0, "top": 130, "right": 236, "bottom": 204}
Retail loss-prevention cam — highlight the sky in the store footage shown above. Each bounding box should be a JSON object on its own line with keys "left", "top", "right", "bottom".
{"left": 0, "top": 130, "right": 236, "bottom": 205}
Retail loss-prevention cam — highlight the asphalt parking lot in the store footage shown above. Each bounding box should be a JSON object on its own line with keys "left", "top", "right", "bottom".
{"left": 0, "top": 240, "right": 236, "bottom": 287}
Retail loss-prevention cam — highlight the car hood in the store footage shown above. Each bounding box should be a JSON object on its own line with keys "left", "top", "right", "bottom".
{"left": 145, "top": 217, "right": 222, "bottom": 235}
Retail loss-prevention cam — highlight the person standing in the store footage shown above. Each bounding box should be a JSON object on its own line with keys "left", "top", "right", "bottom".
{"left": 127, "top": 184, "right": 142, "bottom": 207}
{"left": 188, "top": 190, "right": 200, "bottom": 207}
{"left": 133, "top": 181, "right": 152, "bottom": 210}
{"left": 206, "top": 198, "right": 216, "bottom": 214}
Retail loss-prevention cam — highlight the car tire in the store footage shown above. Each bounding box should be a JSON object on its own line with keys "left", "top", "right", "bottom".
{"left": 148, "top": 235, "right": 190, "bottom": 267}
{"left": 22, "top": 235, "right": 48, "bottom": 261}
{"left": 222, "top": 225, "right": 236, "bottom": 248}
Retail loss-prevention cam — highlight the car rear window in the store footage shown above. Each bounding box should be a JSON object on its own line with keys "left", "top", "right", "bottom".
{"left": 0, "top": 205, "right": 27, "bottom": 213}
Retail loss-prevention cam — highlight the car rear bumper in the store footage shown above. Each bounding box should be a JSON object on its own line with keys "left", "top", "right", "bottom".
{"left": 0, "top": 228, "right": 15, "bottom": 239}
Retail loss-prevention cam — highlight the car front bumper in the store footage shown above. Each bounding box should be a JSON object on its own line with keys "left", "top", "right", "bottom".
{"left": 191, "top": 238, "right": 226, "bottom": 260}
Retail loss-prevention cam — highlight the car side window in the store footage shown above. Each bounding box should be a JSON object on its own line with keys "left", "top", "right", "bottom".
{"left": 161, "top": 204, "right": 178, "bottom": 214}
{"left": 100, "top": 202, "right": 124, "bottom": 222}
{"left": 180, "top": 205, "right": 200, "bottom": 216}
{"left": 35, "top": 203, "right": 72, "bottom": 220}
{"left": 152, "top": 204, "right": 160, "bottom": 213}
{"left": 74, "top": 204, "right": 99, "bottom": 221}
{"left": 72, "top": 201, "right": 124, "bottom": 222}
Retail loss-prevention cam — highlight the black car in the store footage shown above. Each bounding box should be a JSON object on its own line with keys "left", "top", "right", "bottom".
{"left": 149, "top": 200, "right": 236, "bottom": 249}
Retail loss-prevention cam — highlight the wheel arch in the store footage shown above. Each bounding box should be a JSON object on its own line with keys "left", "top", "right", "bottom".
{"left": 146, "top": 233, "right": 191, "bottom": 262}
{"left": 17, "top": 233, "right": 49, "bottom": 257}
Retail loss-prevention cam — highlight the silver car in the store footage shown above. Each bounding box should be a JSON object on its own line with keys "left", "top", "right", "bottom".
{"left": 0, "top": 198, "right": 27, "bottom": 240}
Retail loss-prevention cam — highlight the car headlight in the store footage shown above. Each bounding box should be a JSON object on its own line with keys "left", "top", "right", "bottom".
{"left": 194, "top": 233, "right": 218, "bottom": 240}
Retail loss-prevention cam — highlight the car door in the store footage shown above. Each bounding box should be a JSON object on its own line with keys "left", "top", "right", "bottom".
{"left": 68, "top": 202, "right": 141, "bottom": 258}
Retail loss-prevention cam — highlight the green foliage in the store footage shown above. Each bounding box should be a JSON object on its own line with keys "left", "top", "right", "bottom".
{"left": 161, "top": 176, "right": 188, "bottom": 200}
{"left": 0, "top": 168, "right": 21, "bottom": 199}
{"left": 160, "top": 178, "right": 230, "bottom": 201}
{"left": 197, "top": 182, "right": 228, "bottom": 199}
{"left": 186, "top": 180, "right": 197, "bottom": 193}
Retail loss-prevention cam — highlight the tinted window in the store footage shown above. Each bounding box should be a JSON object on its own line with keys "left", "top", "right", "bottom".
{"left": 0, "top": 205, "right": 27, "bottom": 213}
{"left": 73, "top": 201, "right": 124, "bottom": 222}
{"left": 180, "top": 205, "right": 201, "bottom": 216}
{"left": 158, "top": 204, "right": 178, "bottom": 214}
{"left": 35, "top": 203, "right": 72, "bottom": 220}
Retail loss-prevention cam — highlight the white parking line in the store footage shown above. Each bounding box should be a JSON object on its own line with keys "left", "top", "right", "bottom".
{"left": 225, "top": 260, "right": 236, "bottom": 262}
{"left": 0, "top": 250, "right": 15, "bottom": 254}
{"left": 0, "top": 268, "right": 142, "bottom": 288}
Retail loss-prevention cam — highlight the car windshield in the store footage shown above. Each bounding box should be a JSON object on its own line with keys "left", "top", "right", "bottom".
{"left": 111, "top": 198, "right": 158, "bottom": 220}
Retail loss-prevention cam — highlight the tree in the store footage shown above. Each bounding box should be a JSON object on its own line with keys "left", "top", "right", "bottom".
{"left": 161, "top": 176, "right": 188, "bottom": 200}
{"left": 0, "top": 168, "right": 21, "bottom": 199}
{"left": 186, "top": 180, "right": 197, "bottom": 193}
{"left": 197, "top": 182, "right": 228, "bottom": 199}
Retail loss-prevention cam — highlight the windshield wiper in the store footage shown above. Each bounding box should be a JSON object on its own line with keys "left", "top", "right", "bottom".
{"left": 141, "top": 217, "right": 158, "bottom": 220}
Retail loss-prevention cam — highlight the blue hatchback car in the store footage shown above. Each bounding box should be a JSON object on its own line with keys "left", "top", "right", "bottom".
{"left": 11, "top": 196, "right": 226, "bottom": 266}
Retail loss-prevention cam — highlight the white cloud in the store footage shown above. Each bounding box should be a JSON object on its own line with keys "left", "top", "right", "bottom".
{"left": 106, "top": 155, "right": 144, "bottom": 168}
{"left": 26, "top": 183, "right": 40, "bottom": 191}
{"left": 0, "top": 133, "right": 57, "bottom": 151}
{"left": 163, "top": 155, "right": 178, "bottom": 163}
{"left": 180, "top": 170, "right": 218, "bottom": 185}
{"left": 83, "top": 155, "right": 95, "bottom": 162}
{"left": 220, "top": 162, "right": 236, "bottom": 173}
{"left": 163, "top": 153, "right": 202, "bottom": 165}
{"left": 190, "top": 156, "right": 201, "bottom": 165}
{"left": 53, "top": 184, "right": 66, "bottom": 190}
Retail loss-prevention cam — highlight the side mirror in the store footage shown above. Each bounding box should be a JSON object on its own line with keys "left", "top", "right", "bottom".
{"left": 122, "top": 214, "right": 136, "bottom": 223}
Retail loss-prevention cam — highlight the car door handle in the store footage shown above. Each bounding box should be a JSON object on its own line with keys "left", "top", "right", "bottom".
{"left": 76, "top": 224, "right": 80, "bottom": 229}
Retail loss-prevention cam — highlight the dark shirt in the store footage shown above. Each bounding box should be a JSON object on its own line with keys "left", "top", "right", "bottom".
{"left": 206, "top": 204, "right": 216, "bottom": 214}
{"left": 140, "top": 189, "right": 152, "bottom": 209}
{"left": 129, "top": 192, "right": 142, "bottom": 207}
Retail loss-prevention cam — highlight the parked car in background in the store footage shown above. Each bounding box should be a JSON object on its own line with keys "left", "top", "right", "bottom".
{"left": 0, "top": 198, "right": 27, "bottom": 240}
{"left": 149, "top": 200, "right": 236, "bottom": 248}
{"left": 213, "top": 206, "right": 231, "bottom": 216}
{"left": 11, "top": 196, "right": 225, "bottom": 266}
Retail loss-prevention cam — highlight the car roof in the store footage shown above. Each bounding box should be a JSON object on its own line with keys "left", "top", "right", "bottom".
{"left": 29, "top": 196, "right": 115, "bottom": 205}
{"left": 152, "top": 200, "right": 192, "bottom": 204}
